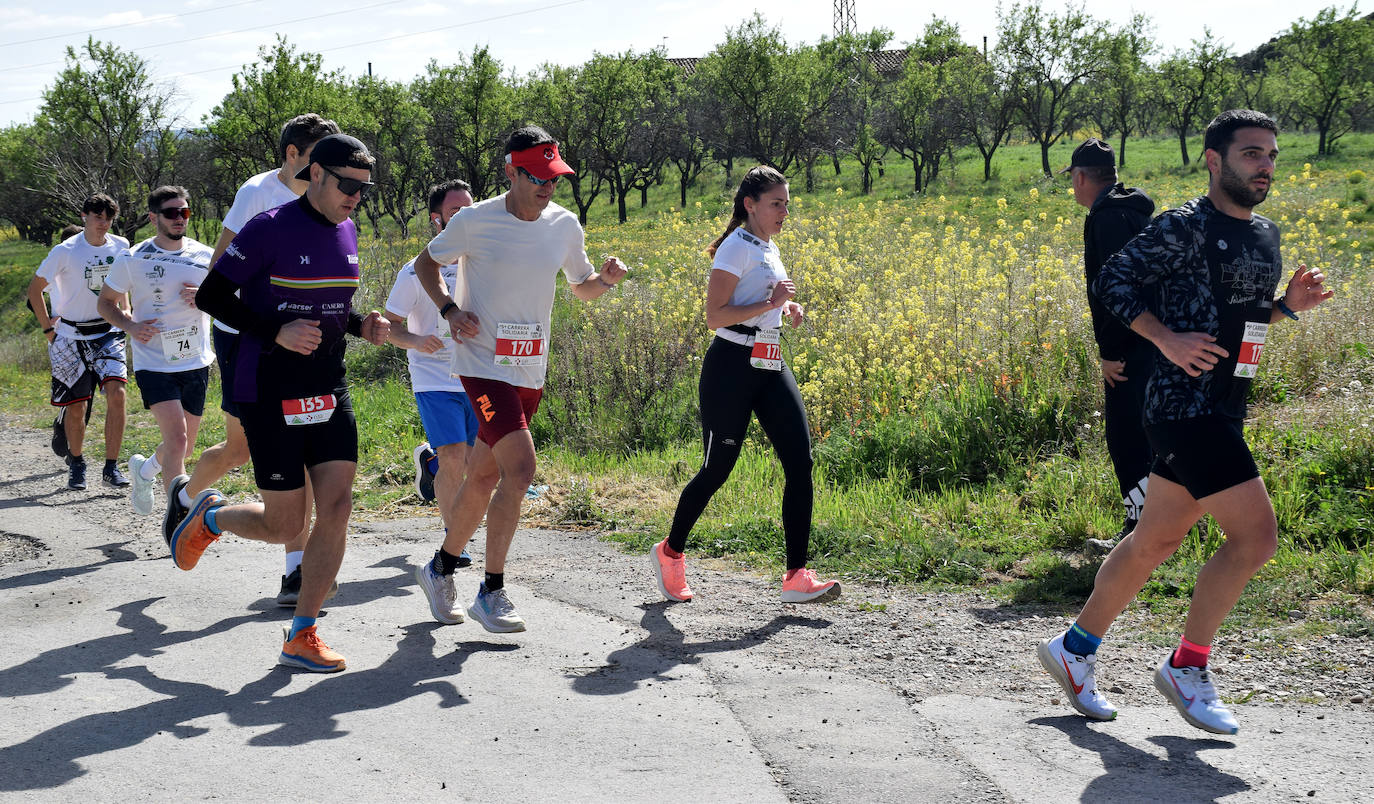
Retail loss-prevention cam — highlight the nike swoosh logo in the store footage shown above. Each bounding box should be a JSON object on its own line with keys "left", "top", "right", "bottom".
{"left": 1168, "top": 672, "right": 1196, "bottom": 705}
{"left": 1060, "top": 656, "right": 1084, "bottom": 694}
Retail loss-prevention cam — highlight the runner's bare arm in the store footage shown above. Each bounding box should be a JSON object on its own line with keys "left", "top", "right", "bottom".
{"left": 705, "top": 271, "right": 792, "bottom": 330}
{"left": 26, "top": 276, "right": 55, "bottom": 342}
{"left": 1271, "top": 263, "right": 1333, "bottom": 323}
{"left": 383, "top": 312, "right": 443, "bottom": 353}
{"left": 96, "top": 284, "right": 158, "bottom": 343}
{"left": 210, "top": 227, "right": 237, "bottom": 270}
{"left": 568, "top": 257, "right": 628, "bottom": 301}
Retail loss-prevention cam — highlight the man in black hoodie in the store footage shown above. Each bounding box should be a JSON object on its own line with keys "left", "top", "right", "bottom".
{"left": 1065, "top": 138, "right": 1156, "bottom": 550}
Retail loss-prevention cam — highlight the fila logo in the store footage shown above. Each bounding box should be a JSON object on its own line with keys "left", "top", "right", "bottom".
{"left": 477, "top": 394, "right": 495, "bottom": 422}
{"left": 300, "top": 255, "right": 311, "bottom": 264}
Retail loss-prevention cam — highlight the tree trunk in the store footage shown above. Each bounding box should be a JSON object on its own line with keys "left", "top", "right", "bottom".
{"left": 679, "top": 171, "right": 689, "bottom": 208}
{"left": 832, "top": 152, "right": 842, "bottom": 175}
{"left": 724, "top": 155, "right": 734, "bottom": 186}
{"left": 913, "top": 159, "right": 922, "bottom": 193}
{"left": 1178, "top": 129, "right": 1190, "bottom": 166}
{"left": 1318, "top": 124, "right": 1328, "bottom": 156}
{"left": 1039, "top": 141, "right": 1053, "bottom": 177}
{"left": 640, "top": 185, "right": 648, "bottom": 208}
{"left": 860, "top": 161, "right": 872, "bottom": 194}
{"left": 983, "top": 150, "right": 994, "bottom": 181}
{"left": 1118, "top": 131, "right": 1128, "bottom": 168}
{"left": 805, "top": 158, "right": 815, "bottom": 193}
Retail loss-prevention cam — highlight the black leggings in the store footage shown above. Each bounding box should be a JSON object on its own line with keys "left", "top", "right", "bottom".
{"left": 1103, "top": 340, "right": 1156, "bottom": 527}
{"left": 667, "top": 337, "right": 814, "bottom": 569}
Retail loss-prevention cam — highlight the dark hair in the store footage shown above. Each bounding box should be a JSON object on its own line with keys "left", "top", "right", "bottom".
{"left": 147, "top": 185, "right": 189, "bottom": 212}
{"left": 279, "top": 113, "right": 340, "bottom": 162}
{"left": 82, "top": 193, "right": 118, "bottom": 218}
{"left": 428, "top": 179, "right": 473, "bottom": 214}
{"left": 60, "top": 223, "right": 83, "bottom": 239}
{"left": 1075, "top": 165, "right": 1117, "bottom": 184}
{"left": 1203, "top": 109, "right": 1278, "bottom": 158}
{"left": 505, "top": 125, "right": 556, "bottom": 155}
{"left": 707, "top": 166, "right": 787, "bottom": 257}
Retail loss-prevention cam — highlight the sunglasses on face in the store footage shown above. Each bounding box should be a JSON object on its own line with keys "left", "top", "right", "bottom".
{"left": 517, "top": 167, "right": 559, "bottom": 187}
{"left": 158, "top": 207, "right": 191, "bottom": 220}
{"left": 321, "top": 165, "right": 375, "bottom": 196}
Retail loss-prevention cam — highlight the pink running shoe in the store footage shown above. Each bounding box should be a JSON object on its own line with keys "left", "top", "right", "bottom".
{"left": 649, "top": 540, "right": 693, "bottom": 602}
{"left": 781, "top": 568, "right": 841, "bottom": 603}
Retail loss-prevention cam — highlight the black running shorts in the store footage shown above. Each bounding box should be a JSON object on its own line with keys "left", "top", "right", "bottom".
{"left": 238, "top": 390, "right": 358, "bottom": 491}
{"left": 1145, "top": 414, "right": 1260, "bottom": 500}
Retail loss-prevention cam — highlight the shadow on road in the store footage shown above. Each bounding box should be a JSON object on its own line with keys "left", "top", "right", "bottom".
{"left": 0, "top": 540, "right": 142, "bottom": 591}
{"left": 0, "top": 621, "right": 514, "bottom": 791}
{"left": 1028, "top": 715, "right": 1247, "bottom": 802}
{"left": 567, "top": 601, "right": 830, "bottom": 696}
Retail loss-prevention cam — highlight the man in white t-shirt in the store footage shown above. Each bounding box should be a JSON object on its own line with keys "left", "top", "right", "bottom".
{"left": 97, "top": 186, "right": 214, "bottom": 519}
{"left": 388, "top": 179, "right": 480, "bottom": 621}
{"left": 26, "top": 193, "right": 132, "bottom": 492}
{"left": 411, "top": 126, "right": 627, "bottom": 632}
{"left": 183, "top": 113, "right": 341, "bottom": 607}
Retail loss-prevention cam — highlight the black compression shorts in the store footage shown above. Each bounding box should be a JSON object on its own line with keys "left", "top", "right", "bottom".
{"left": 1146, "top": 414, "right": 1259, "bottom": 500}
{"left": 238, "top": 390, "right": 358, "bottom": 491}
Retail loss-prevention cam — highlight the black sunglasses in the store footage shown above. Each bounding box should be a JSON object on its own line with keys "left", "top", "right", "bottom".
{"left": 158, "top": 207, "right": 191, "bottom": 220}
{"left": 321, "top": 164, "right": 375, "bottom": 196}
{"left": 517, "top": 166, "right": 559, "bottom": 187}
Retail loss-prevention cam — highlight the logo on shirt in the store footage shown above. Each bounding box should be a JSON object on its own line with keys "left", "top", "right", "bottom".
{"left": 322, "top": 302, "right": 347, "bottom": 312}
{"left": 146, "top": 266, "right": 166, "bottom": 280}
{"left": 346, "top": 254, "right": 359, "bottom": 264}
{"left": 1217, "top": 239, "right": 1228, "bottom": 251}
{"left": 225, "top": 243, "right": 245, "bottom": 260}
{"left": 300, "top": 255, "right": 311, "bottom": 265}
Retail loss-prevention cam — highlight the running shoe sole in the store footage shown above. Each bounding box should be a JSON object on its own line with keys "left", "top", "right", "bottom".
{"left": 1036, "top": 638, "right": 1117, "bottom": 721}
{"left": 169, "top": 489, "right": 224, "bottom": 570}
{"left": 466, "top": 602, "right": 526, "bottom": 633}
{"left": 1152, "top": 664, "right": 1239, "bottom": 735}
{"left": 781, "top": 582, "right": 842, "bottom": 604}
{"left": 278, "top": 628, "right": 346, "bottom": 673}
{"left": 649, "top": 545, "right": 692, "bottom": 602}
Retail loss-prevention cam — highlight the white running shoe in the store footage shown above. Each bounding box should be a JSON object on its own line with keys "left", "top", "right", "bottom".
{"left": 1153, "top": 656, "right": 1239, "bottom": 735}
{"left": 1036, "top": 633, "right": 1118, "bottom": 721}
{"left": 467, "top": 583, "right": 526, "bottom": 633}
{"left": 414, "top": 560, "right": 464, "bottom": 624}
{"left": 128, "top": 454, "right": 155, "bottom": 516}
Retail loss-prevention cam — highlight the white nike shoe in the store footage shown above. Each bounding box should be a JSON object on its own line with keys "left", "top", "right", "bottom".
{"left": 1037, "top": 632, "right": 1118, "bottom": 720}
{"left": 1153, "top": 656, "right": 1239, "bottom": 735}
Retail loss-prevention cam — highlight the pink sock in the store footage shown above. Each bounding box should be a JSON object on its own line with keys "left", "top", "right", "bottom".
{"left": 1171, "top": 637, "right": 1211, "bottom": 669}
{"left": 661, "top": 542, "right": 683, "bottom": 559}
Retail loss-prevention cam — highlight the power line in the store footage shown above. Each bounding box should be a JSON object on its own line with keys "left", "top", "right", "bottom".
{"left": 0, "top": 0, "right": 591, "bottom": 107}
{"left": 0, "top": 0, "right": 267, "bottom": 49}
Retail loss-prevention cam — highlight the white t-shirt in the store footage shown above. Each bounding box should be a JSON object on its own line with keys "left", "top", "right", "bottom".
{"left": 214, "top": 169, "right": 299, "bottom": 334}
{"left": 35, "top": 232, "right": 132, "bottom": 340}
{"left": 426, "top": 194, "right": 596, "bottom": 389}
{"left": 104, "top": 237, "right": 215, "bottom": 373}
{"left": 712, "top": 227, "right": 788, "bottom": 346}
{"left": 384, "top": 259, "right": 467, "bottom": 394}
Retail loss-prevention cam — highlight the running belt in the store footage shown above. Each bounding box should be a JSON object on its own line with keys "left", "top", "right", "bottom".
{"left": 60, "top": 318, "right": 113, "bottom": 336}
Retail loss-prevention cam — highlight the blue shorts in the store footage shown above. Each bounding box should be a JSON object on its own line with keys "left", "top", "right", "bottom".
{"left": 415, "top": 391, "right": 478, "bottom": 448}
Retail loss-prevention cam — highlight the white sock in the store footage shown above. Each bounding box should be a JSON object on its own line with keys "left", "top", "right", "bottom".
{"left": 285, "top": 551, "right": 304, "bottom": 575}
{"left": 178, "top": 486, "right": 193, "bottom": 507}
{"left": 139, "top": 453, "right": 161, "bottom": 481}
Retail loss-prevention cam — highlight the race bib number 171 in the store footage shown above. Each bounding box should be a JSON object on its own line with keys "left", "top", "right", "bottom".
{"left": 1233, "top": 322, "right": 1268, "bottom": 378}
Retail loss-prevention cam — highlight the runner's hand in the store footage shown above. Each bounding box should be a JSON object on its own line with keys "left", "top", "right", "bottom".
{"left": 416, "top": 335, "right": 445, "bottom": 354}
{"left": 1100, "top": 358, "right": 1127, "bottom": 388}
{"left": 1159, "top": 331, "right": 1228, "bottom": 378}
{"left": 276, "top": 319, "right": 322, "bottom": 355}
{"left": 599, "top": 257, "right": 628, "bottom": 285}
{"left": 132, "top": 319, "right": 161, "bottom": 344}
{"left": 361, "top": 311, "right": 390, "bottom": 346}
{"left": 768, "top": 280, "right": 796, "bottom": 309}
{"left": 443, "top": 306, "right": 480, "bottom": 343}
{"left": 180, "top": 283, "right": 199, "bottom": 309}
{"left": 783, "top": 301, "right": 805, "bottom": 327}
{"left": 1282, "top": 263, "right": 1333, "bottom": 312}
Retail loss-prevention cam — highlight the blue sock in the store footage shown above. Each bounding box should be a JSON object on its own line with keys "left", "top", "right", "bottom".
{"left": 204, "top": 506, "right": 222, "bottom": 535}
{"left": 427, "top": 455, "right": 440, "bottom": 475}
{"left": 288, "top": 615, "right": 316, "bottom": 640}
{"left": 1063, "top": 622, "right": 1102, "bottom": 656}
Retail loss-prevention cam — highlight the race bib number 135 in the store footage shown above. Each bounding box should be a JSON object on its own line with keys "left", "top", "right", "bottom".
{"left": 282, "top": 394, "right": 336, "bottom": 426}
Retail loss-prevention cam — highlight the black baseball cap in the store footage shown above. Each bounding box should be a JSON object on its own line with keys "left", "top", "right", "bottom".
{"left": 294, "top": 133, "right": 372, "bottom": 180}
{"left": 1059, "top": 138, "right": 1115, "bottom": 175}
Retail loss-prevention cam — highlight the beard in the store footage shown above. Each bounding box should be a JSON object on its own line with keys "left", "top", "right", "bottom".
{"left": 1218, "top": 158, "right": 1270, "bottom": 209}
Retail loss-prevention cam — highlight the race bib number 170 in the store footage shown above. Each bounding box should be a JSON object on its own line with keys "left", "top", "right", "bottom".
{"left": 494, "top": 322, "right": 545, "bottom": 367}
{"left": 750, "top": 329, "right": 782, "bottom": 372}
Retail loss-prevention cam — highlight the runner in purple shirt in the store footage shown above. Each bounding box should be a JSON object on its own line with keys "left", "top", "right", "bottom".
{"left": 170, "top": 134, "right": 390, "bottom": 673}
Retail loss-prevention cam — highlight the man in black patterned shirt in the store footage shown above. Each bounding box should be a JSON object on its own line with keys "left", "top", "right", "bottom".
{"left": 1037, "top": 110, "right": 1333, "bottom": 736}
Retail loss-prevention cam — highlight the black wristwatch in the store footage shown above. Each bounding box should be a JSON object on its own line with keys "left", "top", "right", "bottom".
{"left": 438, "top": 301, "right": 458, "bottom": 318}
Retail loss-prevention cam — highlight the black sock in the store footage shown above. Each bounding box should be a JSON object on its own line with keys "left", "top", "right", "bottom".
{"left": 104, "top": 459, "right": 117, "bottom": 471}
{"left": 434, "top": 548, "right": 461, "bottom": 576}
{"left": 484, "top": 572, "right": 503, "bottom": 592}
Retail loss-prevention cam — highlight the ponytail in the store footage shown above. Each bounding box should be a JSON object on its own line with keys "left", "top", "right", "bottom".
{"left": 706, "top": 165, "right": 787, "bottom": 257}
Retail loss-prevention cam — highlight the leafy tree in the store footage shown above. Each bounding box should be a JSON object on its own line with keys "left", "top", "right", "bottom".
{"left": 414, "top": 46, "right": 517, "bottom": 200}
{"left": 354, "top": 76, "right": 433, "bottom": 237}
{"left": 1273, "top": 5, "right": 1374, "bottom": 155}
{"left": 821, "top": 29, "right": 894, "bottom": 195}
{"left": 879, "top": 23, "right": 965, "bottom": 192}
{"left": 662, "top": 73, "right": 711, "bottom": 208}
{"left": 946, "top": 45, "right": 1018, "bottom": 181}
{"left": 996, "top": 1, "right": 1111, "bottom": 176}
{"left": 0, "top": 125, "right": 67, "bottom": 243}
{"left": 34, "top": 38, "right": 180, "bottom": 240}
{"left": 1157, "top": 29, "right": 1232, "bottom": 165}
{"left": 521, "top": 63, "right": 607, "bottom": 225}
{"left": 1086, "top": 14, "right": 1155, "bottom": 167}
{"left": 204, "top": 36, "right": 358, "bottom": 197}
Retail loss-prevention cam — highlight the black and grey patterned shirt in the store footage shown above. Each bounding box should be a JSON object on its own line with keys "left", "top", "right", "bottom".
{"left": 1092, "top": 196, "right": 1282, "bottom": 424}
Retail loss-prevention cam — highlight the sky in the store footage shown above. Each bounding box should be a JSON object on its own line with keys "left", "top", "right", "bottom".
{"left": 0, "top": 0, "right": 1347, "bottom": 129}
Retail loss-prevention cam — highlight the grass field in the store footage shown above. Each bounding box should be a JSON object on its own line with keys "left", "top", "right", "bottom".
{"left": 2, "top": 132, "right": 1371, "bottom": 642}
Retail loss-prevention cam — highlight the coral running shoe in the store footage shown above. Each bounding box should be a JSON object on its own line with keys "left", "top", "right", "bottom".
{"left": 1037, "top": 633, "right": 1118, "bottom": 720}
{"left": 169, "top": 489, "right": 225, "bottom": 570}
{"left": 649, "top": 540, "right": 693, "bottom": 602}
{"left": 781, "top": 568, "right": 841, "bottom": 603}
{"left": 279, "top": 625, "right": 346, "bottom": 673}
{"left": 1153, "top": 656, "right": 1239, "bottom": 735}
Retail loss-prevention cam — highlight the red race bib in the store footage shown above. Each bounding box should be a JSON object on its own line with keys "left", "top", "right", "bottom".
{"left": 282, "top": 394, "right": 337, "bottom": 425}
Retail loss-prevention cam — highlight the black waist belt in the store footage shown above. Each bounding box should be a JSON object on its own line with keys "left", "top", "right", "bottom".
{"left": 725, "top": 324, "right": 759, "bottom": 336}
{"left": 62, "top": 318, "right": 113, "bottom": 336}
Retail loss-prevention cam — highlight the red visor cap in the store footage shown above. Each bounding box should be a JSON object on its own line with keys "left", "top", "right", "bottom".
{"left": 507, "top": 143, "right": 575, "bottom": 180}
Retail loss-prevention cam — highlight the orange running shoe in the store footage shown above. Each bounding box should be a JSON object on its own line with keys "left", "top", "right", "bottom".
{"left": 649, "top": 539, "right": 693, "bottom": 602}
{"left": 781, "top": 567, "right": 841, "bottom": 603}
{"left": 169, "top": 489, "right": 225, "bottom": 571}
{"left": 279, "top": 625, "right": 346, "bottom": 672}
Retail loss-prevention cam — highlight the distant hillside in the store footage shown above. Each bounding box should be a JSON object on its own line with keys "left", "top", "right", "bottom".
{"left": 1234, "top": 11, "right": 1374, "bottom": 72}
